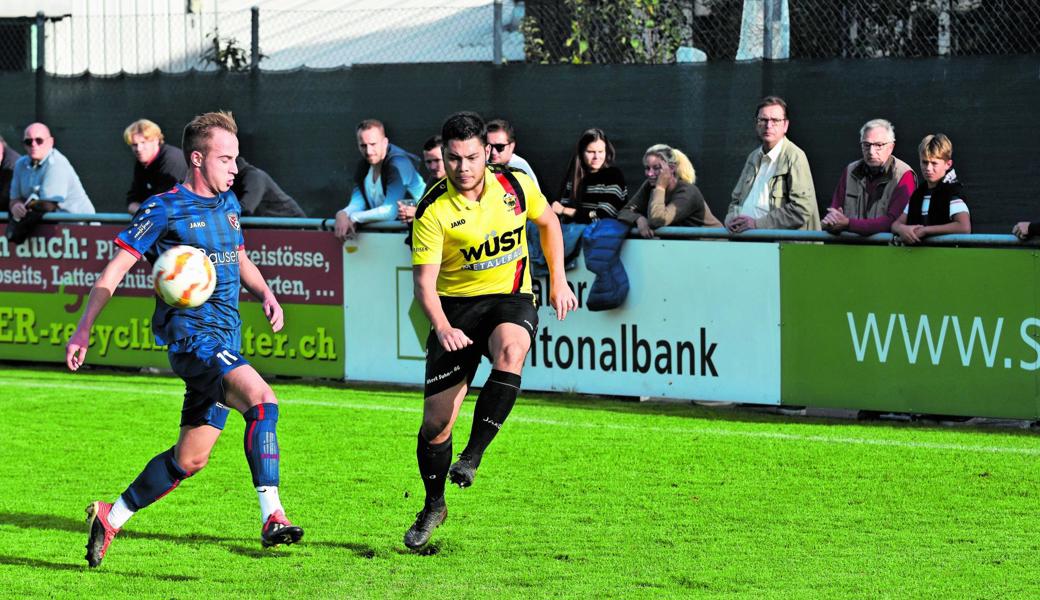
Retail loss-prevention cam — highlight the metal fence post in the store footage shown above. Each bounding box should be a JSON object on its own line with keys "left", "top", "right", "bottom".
{"left": 35, "top": 11, "right": 46, "bottom": 122}
{"left": 493, "top": 0, "right": 503, "bottom": 65}
{"left": 251, "top": 6, "right": 261, "bottom": 71}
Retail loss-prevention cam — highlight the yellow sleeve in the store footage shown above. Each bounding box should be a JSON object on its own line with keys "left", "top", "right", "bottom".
{"left": 522, "top": 175, "right": 547, "bottom": 220}
{"left": 411, "top": 209, "right": 443, "bottom": 265}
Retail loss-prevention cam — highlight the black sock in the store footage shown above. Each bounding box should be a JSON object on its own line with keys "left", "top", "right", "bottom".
{"left": 462, "top": 369, "right": 521, "bottom": 468}
{"left": 416, "top": 432, "right": 451, "bottom": 507}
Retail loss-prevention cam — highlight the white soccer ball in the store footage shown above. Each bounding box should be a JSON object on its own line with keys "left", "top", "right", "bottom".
{"left": 152, "top": 245, "right": 217, "bottom": 308}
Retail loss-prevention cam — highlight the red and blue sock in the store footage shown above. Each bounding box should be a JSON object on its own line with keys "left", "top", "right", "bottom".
{"left": 244, "top": 403, "right": 280, "bottom": 487}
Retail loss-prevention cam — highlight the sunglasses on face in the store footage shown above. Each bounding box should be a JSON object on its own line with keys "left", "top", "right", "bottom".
{"left": 23, "top": 137, "right": 48, "bottom": 147}
{"left": 489, "top": 143, "right": 511, "bottom": 153}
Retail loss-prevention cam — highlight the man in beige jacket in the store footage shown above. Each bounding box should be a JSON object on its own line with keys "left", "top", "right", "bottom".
{"left": 726, "top": 96, "right": 820, "bottom": 232}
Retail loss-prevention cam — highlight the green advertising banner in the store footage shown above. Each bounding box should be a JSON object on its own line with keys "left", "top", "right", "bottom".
{"left": 781, "top": 244, "right": 1040, "bottom": 418}
{"left": 0, "top": 224, "right": 344, "bottom": 378}
{"left": 0, "top": 292, "right": 341, "bottom": 377}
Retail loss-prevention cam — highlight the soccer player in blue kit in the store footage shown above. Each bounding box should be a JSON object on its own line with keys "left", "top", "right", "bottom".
{"left": 65, "top": 111, "right": 303, "bottom": 568}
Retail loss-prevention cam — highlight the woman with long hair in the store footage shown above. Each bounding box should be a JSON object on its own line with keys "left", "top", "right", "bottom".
{"left": 618, "top": 144, "right": 721, "bottom": 238}
{"left": 551, "top": 128, "right": 627, "bottom": 223}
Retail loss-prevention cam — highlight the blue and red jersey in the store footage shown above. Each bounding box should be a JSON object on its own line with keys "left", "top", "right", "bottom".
{"left": 116, "top": 184, "right": 245, "bottom": 347}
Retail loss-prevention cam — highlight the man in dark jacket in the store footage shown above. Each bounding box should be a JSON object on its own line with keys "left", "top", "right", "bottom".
{"left": 0, "top": 135, "right": 20, "bottom": 203}
{"left": 232, "top": 157, "right": 306, "bottom": 218}
{"left": 124, "top": 119, "right": 187, "bottom": 214}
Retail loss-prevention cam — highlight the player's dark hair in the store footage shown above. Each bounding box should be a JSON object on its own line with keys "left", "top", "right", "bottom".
{"left": 182, "top": 111, "right": 237, "bottom": 163}
{"left": 485, "top": 118, "right": 514, "bottom": 142}
{"left": 756, "top": 95, "right": 788, "bottom": 119}
{"left": 422, "top": 135, "right": 442, "bottom": 152}
{"left": 441, "top": 112, "right": 486, "bottom": 145}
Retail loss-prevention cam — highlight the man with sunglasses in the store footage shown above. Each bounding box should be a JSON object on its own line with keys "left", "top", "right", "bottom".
{"left": 487, "top": 119, "right": 541, "bottom": 191}
{"left": 822, "top": 118, "right": 916, "bottom": 236}
{"left": 9, "top": 122, "right": 94, "bottom": 224}
{"left": 725, "top": 96, "right": 818, "bottom": 233}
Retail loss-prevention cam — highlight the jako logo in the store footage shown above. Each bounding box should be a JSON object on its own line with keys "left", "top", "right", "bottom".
{"left": 450, "top": 219, "right": 466, "bottom": 228}
{"left": 459, "top": 225, "right": 524, "bottom": 261}
{"left": 190, "top": 221, "right": 206, "bottom": 229}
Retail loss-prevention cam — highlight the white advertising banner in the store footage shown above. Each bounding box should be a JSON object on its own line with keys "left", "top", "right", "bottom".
{"left": 343, "top": 232, "right": 781, "bottom": 404}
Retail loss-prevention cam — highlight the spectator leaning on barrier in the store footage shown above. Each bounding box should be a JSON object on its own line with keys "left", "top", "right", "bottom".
{"left": 333, "top": 119, "right": 425, "bottom": 241}
{"left": 551, "top": 128, "right": 627, "bottom": 224}
{"left": 891, "top": 134, "right": 970, "bottom": 244}
{"left": 124, "top": 119, "right": 187, "bottom": 215}
{"left": 823, "top": 118, "right": 916, "bottom": 236}
{"left": 726, "top": 96, "right": 819, "bottom": 233}
{"left": 8, "top": 122, "right": 94, "bottom": 243}
{"left": 618, "top": 144, "right": 721, "bottom": 239}
{"left": 232, "top": 157, "right": 306, "bottom": 218}
{"left": 487, "top": 119, "right": 541, "bottom": 190}
{"left": 0, "top": 135, "right": 21, "bottom": 204}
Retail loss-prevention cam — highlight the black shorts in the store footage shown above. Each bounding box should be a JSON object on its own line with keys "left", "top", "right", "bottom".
{"left": 424, "top": 293, "right": 538, "bottom": 396}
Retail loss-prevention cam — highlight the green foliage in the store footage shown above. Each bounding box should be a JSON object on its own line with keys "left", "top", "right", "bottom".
{"left": 5, "top": 366, "right": 1040, "bottom": 597}
{"left": 522, "top": 0, "right": 689, "bottom": 64}
{"left": 200, "top": 30, "right": 261, "bottom": 72}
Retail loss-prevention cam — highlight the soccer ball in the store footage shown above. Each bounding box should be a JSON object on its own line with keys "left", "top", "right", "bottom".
{"left": 152, "top": 245, "right": 217, "bottom": 308}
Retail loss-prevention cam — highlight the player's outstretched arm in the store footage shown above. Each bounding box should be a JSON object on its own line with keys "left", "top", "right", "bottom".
{"left": 66, "top": 249, "right": 140, "bottom": 371}
{"left": 531, "top": 209, "right": 578, "bottom": 320}
{"left": 413, "top": 264, "right": 472, "bottom": 352}
{"left": 239, "top": 249, "right": 283, "bottom": 332}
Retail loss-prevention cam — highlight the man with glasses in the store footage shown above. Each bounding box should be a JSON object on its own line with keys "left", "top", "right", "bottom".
{"left": 822, "top": 119, "right": 916, "bottom": 236}
{"left": 725, "top": 96, "right": 818, "bottom": 233}
{"left": 9, "top": 122, "right": 94, "bottom": 226}
{"left": 333, "top": 119, "right": 425, "bottom": 240}
{"left": 487, "top": 119, "right": 541, "bottom": 190}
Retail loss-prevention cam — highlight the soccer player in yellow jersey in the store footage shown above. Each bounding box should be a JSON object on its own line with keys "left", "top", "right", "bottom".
{"left": 404, "top": 112, "right": 578, "bottom": 550}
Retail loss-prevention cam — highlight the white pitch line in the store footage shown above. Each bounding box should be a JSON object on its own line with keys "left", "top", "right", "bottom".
{"left": 6, "top": 378, "right": 1040, "bottom": 456}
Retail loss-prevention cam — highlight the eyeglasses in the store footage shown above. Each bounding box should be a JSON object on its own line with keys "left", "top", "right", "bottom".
{"left": 860, "top": 141, "right": 893, "bottom": 150}
{"left": 488, "top": 142, "right": 511, "bottom": 153}
{"left": 756, "top": 118, "right": 786, "bottom": 127}
{"left": 23, "top": 137, "right": 48, "bottom": 147}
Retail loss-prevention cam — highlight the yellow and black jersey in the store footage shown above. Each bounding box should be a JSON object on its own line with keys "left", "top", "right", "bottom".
{"left": 412, "top": 164, "right": 547, "bottom": 297}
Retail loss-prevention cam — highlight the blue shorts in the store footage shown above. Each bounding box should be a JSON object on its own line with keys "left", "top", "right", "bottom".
{"left": 168, "top": 330, "right": 249, "bottom": 429}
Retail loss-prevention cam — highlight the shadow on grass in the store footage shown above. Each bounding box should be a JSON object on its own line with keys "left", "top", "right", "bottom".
{"left": 0, "top": 511, "right": 242, "bottom": 545}
{"left": 0, "top": 554, "right": 199, "bottom": 580}
{"left": 0, "top": 554, "right": 85, "bottom": 572}
{"left": 225, "top": 540, "right": 378, "bottom": 559}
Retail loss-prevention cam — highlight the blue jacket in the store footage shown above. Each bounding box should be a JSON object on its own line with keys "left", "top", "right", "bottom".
{"left": 344, "top": 143, "right": 425, "bottom": 223}
{"left": 582, "top": 218, "right": 629, "bottom": 311}
{"left": 526, "top": 221, "right": 586, "bottom": 277}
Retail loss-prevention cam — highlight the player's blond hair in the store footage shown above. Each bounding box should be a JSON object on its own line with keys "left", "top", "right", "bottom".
{"left": 123, "top": 119, "right": 164, "bottom": 145}
{"left": 182, "top": 111, "right": 237, "bottom": 162}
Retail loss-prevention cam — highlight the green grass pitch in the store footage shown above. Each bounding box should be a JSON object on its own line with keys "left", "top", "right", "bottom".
{"left": 2, "top": 366, "right": 1039, "bottom": 598}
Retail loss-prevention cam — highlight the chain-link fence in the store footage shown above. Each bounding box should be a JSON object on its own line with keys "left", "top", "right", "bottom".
{"left": 523, "top": 0, "right": 1040, "bottom": 63}
{"left": 3, "top": 1, "right": 1040, "bottom": 74}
